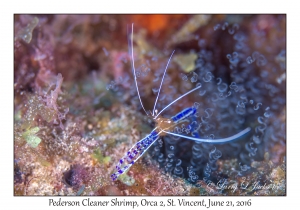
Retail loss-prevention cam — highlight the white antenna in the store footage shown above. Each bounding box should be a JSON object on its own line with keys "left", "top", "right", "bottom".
{"left": 152, "top": 50, "right": 175, "bottom": 116}
{"left": 128, "top": 23, "right": 149, "bottom": 116}
{"left": 154, "top": 85, "right": 202, "bottom": 119}
{"left": 163, "top": 127, "right": 251, "bottom": 144}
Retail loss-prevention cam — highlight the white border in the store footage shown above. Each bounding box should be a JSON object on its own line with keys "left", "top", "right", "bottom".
{"left": 2, "top": 0, "right": 295, "bottom": 209}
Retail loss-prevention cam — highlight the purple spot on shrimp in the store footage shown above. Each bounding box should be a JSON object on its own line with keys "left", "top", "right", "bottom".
{"left": 128, "top": 154, "right": 134, "bottom": 159}
{"left": 111, "top": 174, "right": 117, "bottom": 181}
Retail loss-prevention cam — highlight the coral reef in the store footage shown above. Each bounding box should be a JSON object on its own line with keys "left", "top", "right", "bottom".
{"left": 14, "top": 14, "right": 285, "bottom": 195}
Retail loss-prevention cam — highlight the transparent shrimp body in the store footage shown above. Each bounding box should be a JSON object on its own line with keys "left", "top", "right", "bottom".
{"left": 111, "top": 129, "right": 159, "bottom": 181}
{"left": 110, "top": 24, "right": 251, "bottom": 181}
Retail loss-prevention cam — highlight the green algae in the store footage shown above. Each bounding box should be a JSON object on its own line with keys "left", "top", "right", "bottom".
{"left": 118, "top": 173, "right": 135, "bottom": 186}
{"left": 92, "top": 148, "right": 111, "bottom": 165}
{"left": 22, "top": 127, "right": 41, "bottom": 148}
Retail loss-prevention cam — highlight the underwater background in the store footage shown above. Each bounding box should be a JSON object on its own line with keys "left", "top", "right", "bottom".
{"left": 14, "top": 14, "right": 286, "bottom": 195}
